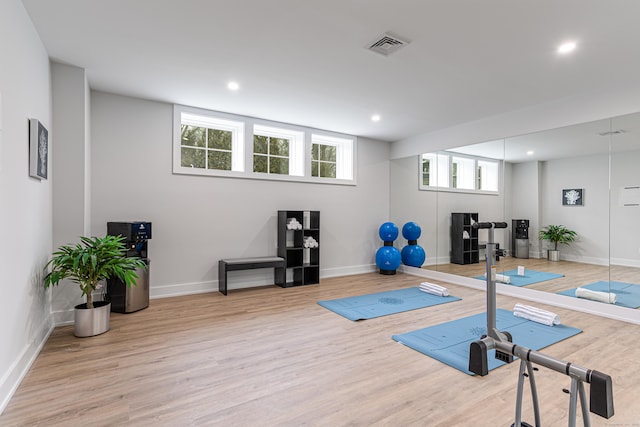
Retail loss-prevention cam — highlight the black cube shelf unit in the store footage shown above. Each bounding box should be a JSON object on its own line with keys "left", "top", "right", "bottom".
{"left": 451, "top": 212, "right": 479, "bottom": 265}
{"left": 277, "top": 210, "right": 320, "bottom": 287}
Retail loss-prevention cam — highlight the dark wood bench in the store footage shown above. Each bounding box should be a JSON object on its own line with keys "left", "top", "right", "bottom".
{"left": 218, "top": 256, "right": 285, "bottom": 295}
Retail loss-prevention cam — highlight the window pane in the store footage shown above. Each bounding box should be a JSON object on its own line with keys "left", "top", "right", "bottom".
{"left": 478, "top": 160, "right": 499, "bottom": 191}
{"left": 254, "top": 135, "right": 268, "bottom": 154}
{"left": 208, "top": 150, "right": 232, "bottom": 170}
{"left": 181, "top": 125, "right": 206, "bottom": 147}
{"left": 269, "top": 157, "right": 289, "bottom": 175}
{"left": 320, "top": 162, "right": 336, "bottom": 178}
{"left": 253, "top": 154, "right": 268, "bottom": 173}
{"left": 181, "top": 147, "right": 205, "bottom": 168}
{"left": 208, "top": 129, "right": 232, "bottom": 150}
{"left": 452, "top": 156, "right": 475, "bottom": 190}
{"left": 320, "top": 145, "right": 336, "bottom": 162}
{"left": 312, "top": 144, "right": 319, "bottom": 161}
{"left": 422, "top": 158, "right": 430, "bottom": 186}
{"left": 311, "top": 161, "right": 319, "bottom": 176}
{"left": 269, "top": 138, "right": 289, "bottom": 156}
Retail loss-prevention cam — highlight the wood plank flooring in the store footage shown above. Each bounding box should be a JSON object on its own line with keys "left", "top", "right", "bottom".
{"left": 2, "top": 272, "right": 639, "bottom": 426}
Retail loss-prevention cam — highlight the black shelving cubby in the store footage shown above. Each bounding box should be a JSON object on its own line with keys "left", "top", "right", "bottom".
{"left": 451, "top": 212, "right": 479, "bottom": 265}
{"left": 277, "top": 210, "right": 320, "bottom": 287}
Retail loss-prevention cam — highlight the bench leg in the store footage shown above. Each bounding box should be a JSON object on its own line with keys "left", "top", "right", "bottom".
{"left": 218, "top": 261, "right": 227, "bottom": 295}
{"left": 274, "top": 266, "right": 285, "bottom": 287}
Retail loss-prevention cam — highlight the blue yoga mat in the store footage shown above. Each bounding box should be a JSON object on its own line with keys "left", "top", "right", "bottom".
{"left": 392, "top": 309, "right": 582, "bottom": 375}
{"left": 557, "top": 281, "right": 640, "bottom": 309}
{"left": 474, "top": 269, "right": 564, "bottom": 287}
{"left": 317, "top": 287, "right": 461, "bottom": 321}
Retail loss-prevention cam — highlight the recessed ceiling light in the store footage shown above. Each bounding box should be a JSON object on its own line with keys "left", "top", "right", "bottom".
{"left": 526, "top": 150, "right": 534, "bottom": 156}
{"left": 371, "top": 114, "right": 381, "bottom": 122}
{"left": 227, "top": 81, "right": 240, "bottom": 91}
{"left": 557, "top": 42, "right": 576, "bottom": 54}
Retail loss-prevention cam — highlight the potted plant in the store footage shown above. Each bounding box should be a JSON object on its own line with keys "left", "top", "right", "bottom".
{"left": 44, "top": 235, "right": 147, "bottom": 337}
{"left": 538, "top": 225, "right": 577, "bottom": 261}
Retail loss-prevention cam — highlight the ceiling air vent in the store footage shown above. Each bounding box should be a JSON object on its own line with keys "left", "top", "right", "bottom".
{"left": 367, "top": 33, "right": 410, "bottom": 56}
{"left": 598, "top": 130, "right": 628, "bottom": 136}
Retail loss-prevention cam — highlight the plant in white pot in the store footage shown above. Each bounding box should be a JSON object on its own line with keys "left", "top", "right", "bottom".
{"left": 44, "top": 235, "right": 147, "bottom": 337}
{"left": 538, "top": 225, "right": 577, "bottom": 261}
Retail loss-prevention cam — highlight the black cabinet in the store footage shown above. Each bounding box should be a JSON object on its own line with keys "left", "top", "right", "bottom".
{"left": 277, "top": 211, "right": 320, "bottom": 287}
{"left": 451, "top": 213, "right": 479, "bottom": 265}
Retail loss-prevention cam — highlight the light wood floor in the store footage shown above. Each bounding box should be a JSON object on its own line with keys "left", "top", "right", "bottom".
{"left": 424, "top": 256, "right": 640, "bottom": 298}
{"left": 2, "top": 272, "right": 639, "bottom": 426}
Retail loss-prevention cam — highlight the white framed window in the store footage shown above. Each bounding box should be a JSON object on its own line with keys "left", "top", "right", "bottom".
{"left": 253, "top": 125, "right": 304, "bottom": 176}
{"left": 420, "top": 152, "right": 500, "bottom": 194}
{"left": 311, "top": 134, "right": 353, "bottom": 180}
{"left": 173, "top": 104, "right": 356, "bottom": 185}
{"left": 421, "top": 153, "right": 449, "bottom": 188}
{"left": 174, "top": 109, "right": 244, "bottom": 175}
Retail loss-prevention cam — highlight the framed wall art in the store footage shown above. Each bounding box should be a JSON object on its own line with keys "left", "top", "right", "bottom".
{"left": 29, "top": 118, "right": 48, "bottom": 180}
{"left": 562, "top": 188, "right": 583, "bottom": 206}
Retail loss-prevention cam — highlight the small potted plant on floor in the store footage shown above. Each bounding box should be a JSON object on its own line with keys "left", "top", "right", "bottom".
{"left": 44, "top": 235, "right": 147, "bottom": 337}
{"left": 538, "top": 225, "right": 577, "bottom": 261}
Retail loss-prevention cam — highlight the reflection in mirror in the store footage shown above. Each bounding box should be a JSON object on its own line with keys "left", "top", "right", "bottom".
{"left": 390, "top": 146, "right": 505, "bottom": 274}
{"left": 501, "top": 118, "right": 611, "bottom": 298}
{"left": 432, "top": 144, "right": 505, "bottom": 275}
{"left": 391, "top": 112, "right": 640, "bottom": 313}
{"left": 609, "top": 112, "right": 640, "bottom": 309}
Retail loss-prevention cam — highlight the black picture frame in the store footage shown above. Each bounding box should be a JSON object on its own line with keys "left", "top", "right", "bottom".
{"left": 29, "top": 118, "right": 48, "bottom": 180}
{"left": 562, "top": 188, "right": 583, "bottom": 206}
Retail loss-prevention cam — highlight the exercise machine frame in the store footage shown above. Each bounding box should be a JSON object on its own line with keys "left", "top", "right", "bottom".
{"left": 467, "top": 221, "right": 614, "bottom": 427}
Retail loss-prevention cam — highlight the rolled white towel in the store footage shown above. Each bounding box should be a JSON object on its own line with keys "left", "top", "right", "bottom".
{"left": 513, "top": 303, "right": 560, "bottom": 326}
{"left": 480, "top": 273, "right": 511, "bottom": 284}
{"left": 287, "top": 218, "right": 303, "bottom": 230}
{"left": 496, "top": 274, "right": 511, "bottom": 284}
{"left": 575, "top": 287, "right": 617, "bottom": 304}
{"left": 419, "top": 282, "right": 449, "bottom": 297}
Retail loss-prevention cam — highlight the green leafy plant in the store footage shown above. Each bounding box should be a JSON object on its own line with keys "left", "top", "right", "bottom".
{"left": 44, "top": 235, "right": 147, "bottom": 309}
{"left": 538, "top": 225, "right": 577, "bottom": 251}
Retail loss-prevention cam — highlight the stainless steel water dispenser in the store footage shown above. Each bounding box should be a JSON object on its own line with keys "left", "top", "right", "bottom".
{"left": 106, "top": 221, "right": 151, "bottom": 313}
{"left": 512, "top": 219, "right": 529, "bottom": 259}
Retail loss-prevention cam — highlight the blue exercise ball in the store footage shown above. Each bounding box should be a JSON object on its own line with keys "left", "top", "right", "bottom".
{"left": 401, "top": 244, "right": 426, "bottom": 267}
{"left": 376, "top": 246, "right": 402, "bottom": 271}
{"left": 378, "top": 222, "right": 399, "bottom": 242}
{"left": 402, "top": 221, "right": 422, "bottom": 241}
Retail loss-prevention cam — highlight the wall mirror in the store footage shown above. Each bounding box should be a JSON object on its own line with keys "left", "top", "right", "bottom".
{"left": 390, "top": 111, "right": 640, "bottom": 314}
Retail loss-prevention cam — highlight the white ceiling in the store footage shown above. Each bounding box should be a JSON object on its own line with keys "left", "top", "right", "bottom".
{"left": 22, "top": 0, "right": 640, "bottom": 143}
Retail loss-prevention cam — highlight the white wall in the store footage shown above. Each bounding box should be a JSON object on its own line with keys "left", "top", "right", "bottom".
{"left": 539, "top": 153, "right": 609, "bottom": 264}
{"left": 90, "top": 92, "right": 391, "bottom": 298}
{"left": 510, "top": 161, "right": 541, "bottom": 257}
{"left": 50, "top": 63, "right": 91, "bottom": 323}
{"left": 0, "top": 0, "right": 53, "bottom": 413}
{"left": 610, "top": 149, "right": 640, "bottom": 267}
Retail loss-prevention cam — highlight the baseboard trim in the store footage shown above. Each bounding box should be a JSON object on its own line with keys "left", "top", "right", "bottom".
{"left": 150, "top": 264, "right": 378, "bottom": 299}
{"left": 0, "top": 316, "right": 54, "bottom": 415}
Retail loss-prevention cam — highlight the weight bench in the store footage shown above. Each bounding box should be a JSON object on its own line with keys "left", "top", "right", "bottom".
{"left": 218, "top": 256, "right": 286, "bottom": 295}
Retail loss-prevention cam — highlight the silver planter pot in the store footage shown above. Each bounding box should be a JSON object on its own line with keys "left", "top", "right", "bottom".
{"left": 547, "top": 250, "right": 560, "bottom": 262}
{"left": 74, "top": 301, "right": 111, "bottom": 337}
